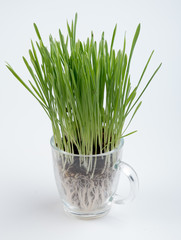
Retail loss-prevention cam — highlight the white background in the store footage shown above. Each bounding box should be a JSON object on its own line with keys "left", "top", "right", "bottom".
{"left": 0, "top": 0, "right": 181, "bottom": 239}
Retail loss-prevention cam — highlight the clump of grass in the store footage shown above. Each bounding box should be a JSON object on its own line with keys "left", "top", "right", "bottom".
{"left": 7, "top": 13, "right": 161, "bottom": 155}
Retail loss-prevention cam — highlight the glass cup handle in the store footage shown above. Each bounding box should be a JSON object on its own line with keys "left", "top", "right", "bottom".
{"left": 113, "top": 161, "right": 139, "bottom": 205}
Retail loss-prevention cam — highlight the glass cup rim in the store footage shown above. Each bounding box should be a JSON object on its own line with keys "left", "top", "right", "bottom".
{"left": 50, "top": 136, "right": 124, "bottom": 157}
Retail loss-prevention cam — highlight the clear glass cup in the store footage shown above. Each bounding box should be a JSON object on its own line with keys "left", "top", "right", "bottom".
{"left": 50, "top": 136, "right": 139, "bottom": 219}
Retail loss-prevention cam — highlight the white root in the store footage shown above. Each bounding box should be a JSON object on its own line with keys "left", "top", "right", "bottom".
{"left": 59, "top": 166, "right": 115, "bottom": 211}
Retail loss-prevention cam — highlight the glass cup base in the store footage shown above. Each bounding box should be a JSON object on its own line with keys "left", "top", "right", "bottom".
{"left": 63, "top": 205, "right": 111, "bottom": 219}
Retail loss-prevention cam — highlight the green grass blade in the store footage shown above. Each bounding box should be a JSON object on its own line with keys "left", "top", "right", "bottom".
{"left": 33, "top": 23, "right": 42, "bottom": 41}
{"left": 128, "top": 63, "right": 162, "bottom": 114}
